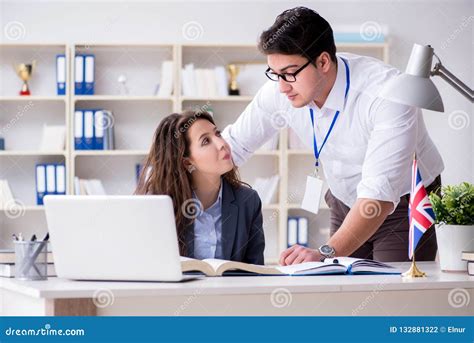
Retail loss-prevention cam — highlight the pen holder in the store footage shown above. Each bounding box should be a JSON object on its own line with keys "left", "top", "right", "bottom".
{"left": 14, "top": 241, "right": 48, "bottom": 280}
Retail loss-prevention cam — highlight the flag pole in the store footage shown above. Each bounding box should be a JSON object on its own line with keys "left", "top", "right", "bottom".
{"left": 402, "top": 151, "right": 427, "bottom": 278}
{"left": 402, "top": 250, "right": 426, "bottom": 278}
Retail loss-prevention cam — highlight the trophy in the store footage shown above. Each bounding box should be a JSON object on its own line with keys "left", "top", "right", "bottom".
{"left": 13, "top": 61, "right": 36, "bottom": 96}
{"left": 227, "top": 64, "right": 240, "bottom": 96}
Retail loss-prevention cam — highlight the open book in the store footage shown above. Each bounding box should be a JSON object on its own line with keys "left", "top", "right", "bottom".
{"left": 180, "top": 257, "right": 401, "bottom": 276}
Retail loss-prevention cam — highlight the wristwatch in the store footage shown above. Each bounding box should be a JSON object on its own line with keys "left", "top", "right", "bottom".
{"left": 318, "top": 244, "right": 336, "bottom": 262}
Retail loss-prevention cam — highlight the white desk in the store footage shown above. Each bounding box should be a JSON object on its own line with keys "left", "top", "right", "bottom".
{"left": 1, "top": 262, "right": 473, "bottom": 316}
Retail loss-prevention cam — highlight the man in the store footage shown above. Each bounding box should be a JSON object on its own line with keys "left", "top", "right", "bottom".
{"left": 222, "top": 7, "right": 444, "bottom": 265}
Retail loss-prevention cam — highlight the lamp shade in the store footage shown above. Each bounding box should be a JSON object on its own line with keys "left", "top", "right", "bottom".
{"left": 380, "top": 44, "right": 444, "bottom": 112}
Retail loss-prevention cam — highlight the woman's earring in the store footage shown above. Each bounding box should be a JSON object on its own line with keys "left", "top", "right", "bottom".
{"left": 187, "top": 165, "right": 196, "bottom": 174}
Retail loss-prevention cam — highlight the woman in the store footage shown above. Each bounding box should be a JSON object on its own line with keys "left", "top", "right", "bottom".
{"left": 136, "top": 110, "right": 265, "bottom": 265}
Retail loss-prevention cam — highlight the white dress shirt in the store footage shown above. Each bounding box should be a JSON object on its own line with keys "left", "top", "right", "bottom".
{"left": 223, "top": 52, "right": 444, "bottom": 211}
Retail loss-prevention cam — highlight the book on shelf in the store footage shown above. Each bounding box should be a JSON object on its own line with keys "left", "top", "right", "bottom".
{"left": 0, "top": 263, "right": 56, "bottom": 278}
{"left": 157, "top": 60, "right": 174, "bottom": 97}
{"left": 234, "top": 63, "right": 268, "bottom": 96}
{"left": 40, "top": 124, "right": 66, "bottom": 151}
{"left": 252, "top": 175, "right": 279, "bottom": 205}
{"left": 181, "top": 256, "right": 401, "bottom": 276}
{"left": 74, "top": 177, "right": 106, "bottom": 195}
{"left": 0, "top": 180, "right": 15, "bottom": 209}
{"left": 181, "top": 64, "right": 228, "bottom": 97}
{"left": 462, "top": 251, "right": 474, "bottom": 276}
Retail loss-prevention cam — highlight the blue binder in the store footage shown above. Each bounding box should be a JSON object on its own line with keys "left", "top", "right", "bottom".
{"left": 35, "top": 164, "right": 46, "bottom": 205}
{"left": 45, "top": 164, "right": 56, "bottom": 196}
{"left": 93, "top": 110, "right": 104, "bottom": 150}
{"left": 84, "top": 54, "right": 95, "bottom": 95}
{"left": 74, "top": 55, "right": 85, "bottom": 95}
{"left": 56, "top": 54, "right": 66, "bottom": 95}
{"left": 74, "top": 110, "right": 85, "bottom": 150}
{"left": 55, "top": 164, "right": 66, "bottom": 196}
{"left": 83, "top": 110, "right": 94, "bottom": 150}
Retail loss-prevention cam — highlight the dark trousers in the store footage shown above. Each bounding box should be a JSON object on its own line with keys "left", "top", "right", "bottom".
{"left": 325, "top": 175, "right": 441, "bottom": 262}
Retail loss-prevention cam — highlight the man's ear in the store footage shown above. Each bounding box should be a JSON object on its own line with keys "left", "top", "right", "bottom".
{"left": 316, "top": 52, "right": 332, "bottom": 73}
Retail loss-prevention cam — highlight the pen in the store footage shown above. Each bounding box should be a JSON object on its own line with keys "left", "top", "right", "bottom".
{"left": 30, "top": 234, "right": 37, "bottom": 242}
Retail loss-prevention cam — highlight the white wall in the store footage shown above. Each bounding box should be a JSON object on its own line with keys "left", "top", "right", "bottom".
{"left": 1, "top": 0, "right": 472, "bottom": 185}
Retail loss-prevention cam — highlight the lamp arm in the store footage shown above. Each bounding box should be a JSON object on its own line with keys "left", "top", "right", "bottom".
{"left": 431, "top": 60, "right": 473, "bottom": 103}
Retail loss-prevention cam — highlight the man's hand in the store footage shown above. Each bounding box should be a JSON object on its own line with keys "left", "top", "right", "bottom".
{"left": 279, "top": 244, "right": 322, "bottom": 266}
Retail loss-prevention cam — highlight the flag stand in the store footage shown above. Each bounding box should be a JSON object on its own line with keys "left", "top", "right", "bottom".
{"left": 402, "top": 254, "right": 426, "bottom": 278}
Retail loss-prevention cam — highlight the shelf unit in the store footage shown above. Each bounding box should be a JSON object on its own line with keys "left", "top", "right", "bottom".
{"left": 0, "top": 41, "right": 389, "bottom": 262}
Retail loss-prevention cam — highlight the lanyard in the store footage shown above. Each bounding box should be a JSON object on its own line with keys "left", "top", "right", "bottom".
{"left": 310, "top": 57, "right": 350, "bottom": 172}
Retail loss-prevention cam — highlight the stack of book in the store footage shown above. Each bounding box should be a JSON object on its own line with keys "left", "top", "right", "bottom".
{"left": 74, "top": 177, "right": 106, "bottom": 195}
{"left": 0, "top": 249, "right": 56, "bottom": 278}
{"left": 462, "top": 251, "right": 474, "bottom": 276}
{"left": 181, "top": 64, "right": 228, "bottom": 97}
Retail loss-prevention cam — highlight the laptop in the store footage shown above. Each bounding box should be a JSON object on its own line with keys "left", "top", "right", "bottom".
{"left": 44, "top": 195, "right": 199, "bottom": 282}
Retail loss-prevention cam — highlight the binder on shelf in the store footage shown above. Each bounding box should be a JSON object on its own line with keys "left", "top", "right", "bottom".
{"left": 74, "top": 110, "right": 85, "bottom": 150}
{"left": 56, "top": 54, "right": 66, "bottom": 95}
{"left": 136, "top": 164, "right": 152, "bottom": 184}
{"left": 74, "top": 55, "right": 85, "bottom": 95}
{"left": 46, "top": 164, "right": 56, "bottom": 195}
{"left": 287, "top": 217, "right": 298, "bottom": 248}
{"left": 84, "top": 54, "right": 95, "bottom": 95}
{"left": 55, "top": 164, "right": 66, "bottom": 196}
{"left": 83, "top": 110, "right": 94, "bottom": 150}
{"left": 35, "top": 164, "right": 46, "bottom": 205}
{"left": 297, "top": 217, "right": 308, "bottom": 247}
{"left": 93, "top": 110, "right": 104, "bottom": 150}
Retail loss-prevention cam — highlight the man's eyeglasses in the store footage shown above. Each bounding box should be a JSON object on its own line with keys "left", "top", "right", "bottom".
{"left": 265, "top": 60, "right": 313, "bottom": 83}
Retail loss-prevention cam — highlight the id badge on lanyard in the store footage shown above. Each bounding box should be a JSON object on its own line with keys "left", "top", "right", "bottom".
{"left": 301, "top": 58, "right": 350, "bottom": 214}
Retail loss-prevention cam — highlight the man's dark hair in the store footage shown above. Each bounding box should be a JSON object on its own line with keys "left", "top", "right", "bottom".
{"left": 258, "top": 7, "right": 337, "bottom": 63}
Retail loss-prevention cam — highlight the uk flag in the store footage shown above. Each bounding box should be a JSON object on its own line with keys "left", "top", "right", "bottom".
{"left": 408, "top": 158, "right": 436, "bottom": 260}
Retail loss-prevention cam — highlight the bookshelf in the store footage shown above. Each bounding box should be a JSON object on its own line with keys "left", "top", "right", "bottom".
{"left": 0, "top": 41, "right": 389, "bottom": 263}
